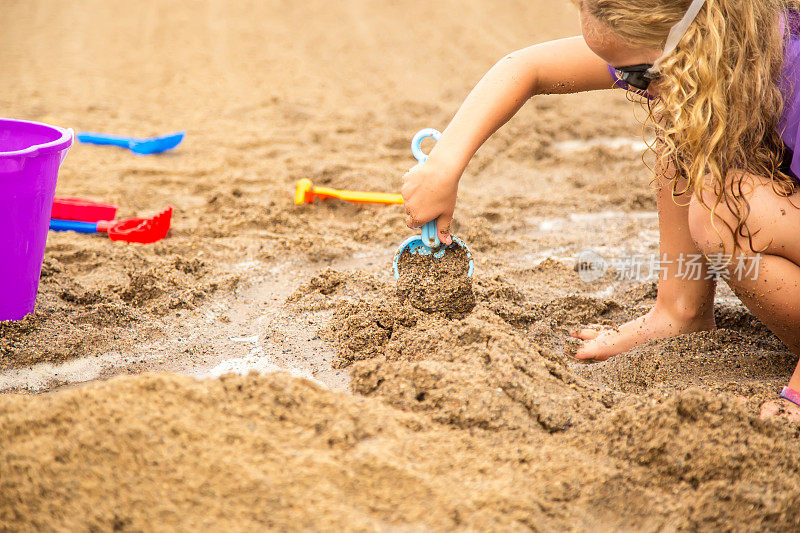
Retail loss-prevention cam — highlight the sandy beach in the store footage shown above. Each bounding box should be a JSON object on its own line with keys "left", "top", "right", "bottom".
{"left": 1, "top": 0, "right": 799, "bottom": 530}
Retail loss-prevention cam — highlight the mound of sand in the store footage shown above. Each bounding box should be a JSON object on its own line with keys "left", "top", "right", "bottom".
{"left": 396, "top": 245, "right": 475, "bottom": 317}
{"left": 4, "top": 269, "right": 800, "bottom": 530}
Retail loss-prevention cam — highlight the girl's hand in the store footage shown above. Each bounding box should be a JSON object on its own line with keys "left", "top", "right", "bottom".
{"left": 401, "top": 159, "right": 460, "bottom": 245}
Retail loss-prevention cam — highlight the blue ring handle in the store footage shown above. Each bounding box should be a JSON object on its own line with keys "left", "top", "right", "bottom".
{"left": 411, "top": 128, "right": 442, "bottom": 249}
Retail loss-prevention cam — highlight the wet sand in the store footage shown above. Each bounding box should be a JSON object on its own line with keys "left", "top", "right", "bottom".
{"left": 396, "top": 245, "right": 475, "bottom": 316}
{"left": 1, "top": 0, "right": 799, "bottom": 530}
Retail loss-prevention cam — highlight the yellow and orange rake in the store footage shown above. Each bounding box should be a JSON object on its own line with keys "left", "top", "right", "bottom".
{"left": 294, "top": 178, "right": 403, "bottom": 206}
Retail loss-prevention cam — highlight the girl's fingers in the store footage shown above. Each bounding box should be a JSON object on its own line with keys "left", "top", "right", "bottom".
{"left": 569, "top": 324, "right": 608, "bottom": 341}
{"left": 437, "top": 211, "right": 453, "bottom": 245}
{"left": 570, "top": 327, "right": 602, "bottom": 340}
{"left": 405, "top": 214, "right": 421, "bottom": 229}
{"left": 404, "top": 204, "right": 422, "bottom": 229}
{"left": 759, "top": 400, "right": 783, "bottom": 419}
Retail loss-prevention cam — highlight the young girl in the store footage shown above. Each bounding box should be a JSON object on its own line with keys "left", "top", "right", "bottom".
{"left": 400, "top": 0, "right": 800, "bottom": 421}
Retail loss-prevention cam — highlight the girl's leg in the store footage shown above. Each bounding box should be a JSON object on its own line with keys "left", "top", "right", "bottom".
{"left": 688, "top": 173, "right": 800, "bottom": 421}
{"left": 571, "top": 167, "right": 717, "bottom": 360}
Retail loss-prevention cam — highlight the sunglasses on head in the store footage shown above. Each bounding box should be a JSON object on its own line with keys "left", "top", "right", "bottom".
{"left": 614, "top": 64, "right": 659, "bottom": 92}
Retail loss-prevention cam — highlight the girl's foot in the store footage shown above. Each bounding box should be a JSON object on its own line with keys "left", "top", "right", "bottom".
{"left": 569, "top": 306, "right": 716, "bottom": 361}
{"left": 760, "top": 399, "right": 800, "bottom": 423}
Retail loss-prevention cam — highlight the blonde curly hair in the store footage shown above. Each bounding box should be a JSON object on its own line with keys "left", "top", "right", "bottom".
{"left": 583, "top": 0, "right": 797, "bottom": 251}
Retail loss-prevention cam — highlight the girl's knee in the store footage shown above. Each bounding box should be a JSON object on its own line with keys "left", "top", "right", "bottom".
{"left": 689, "top": 172, "right": 790, "bottom": 256}
{"left": 687, "top": 172, "right": 769, "bottom": 255}
{"left": 687, "top": 196, "right": 729, "bottom": 255}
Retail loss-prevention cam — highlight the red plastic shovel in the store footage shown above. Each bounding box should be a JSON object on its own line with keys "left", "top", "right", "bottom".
{"left": 49, "top": 197, "right": 173, "bottom": 244}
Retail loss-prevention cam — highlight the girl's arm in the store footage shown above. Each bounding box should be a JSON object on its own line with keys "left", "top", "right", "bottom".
{"left": 402, "top": 36, "right": 613, "bottom": 241}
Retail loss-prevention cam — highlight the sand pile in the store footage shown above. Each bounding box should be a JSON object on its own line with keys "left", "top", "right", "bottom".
{"left": 293, "top": 268, "right": 615, "bottom": 433}
{"left": 0, "top": 373, "right": 441, "bottom": 531}
{"left": 396, "top": 245, "right": 475, "bottom": 317}
{"left": 573, "top": 388, "right": 800, "bottom": 530}
{"left": 6, "top": 269, "right": 800, "bottom": 530}
{"left": 577, "top": 329, "right": 795, "bottom": 396}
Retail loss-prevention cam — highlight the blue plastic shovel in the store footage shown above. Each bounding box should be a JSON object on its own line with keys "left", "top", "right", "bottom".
{"left": 77, "top": 131, "right": 185, "bottom": 155}
{"left": 392, "top": 128, "right": 474, "bottom": 279}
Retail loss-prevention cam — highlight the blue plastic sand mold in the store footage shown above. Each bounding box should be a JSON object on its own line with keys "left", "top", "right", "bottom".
{"left": 392, "top": 128, "right": 474, "bottom": 279}
{"left": 77, "top": 131, "right": 185, "bottom": 155}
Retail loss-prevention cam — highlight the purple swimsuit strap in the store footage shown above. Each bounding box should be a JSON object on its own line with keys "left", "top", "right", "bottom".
{"left": 780, "top": 386, "right": 800, "bottom": 406}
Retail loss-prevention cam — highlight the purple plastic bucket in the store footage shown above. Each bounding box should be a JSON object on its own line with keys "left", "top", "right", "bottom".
{"left": 0, "top": 118, "right": 73, "bottom": 321}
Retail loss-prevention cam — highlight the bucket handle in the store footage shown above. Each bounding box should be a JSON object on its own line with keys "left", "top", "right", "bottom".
{"left": 410, "top": 128, "right": 442, "bottom": 250}
{"left": 59, "top": 129, "right": 74, "bottom": 167}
